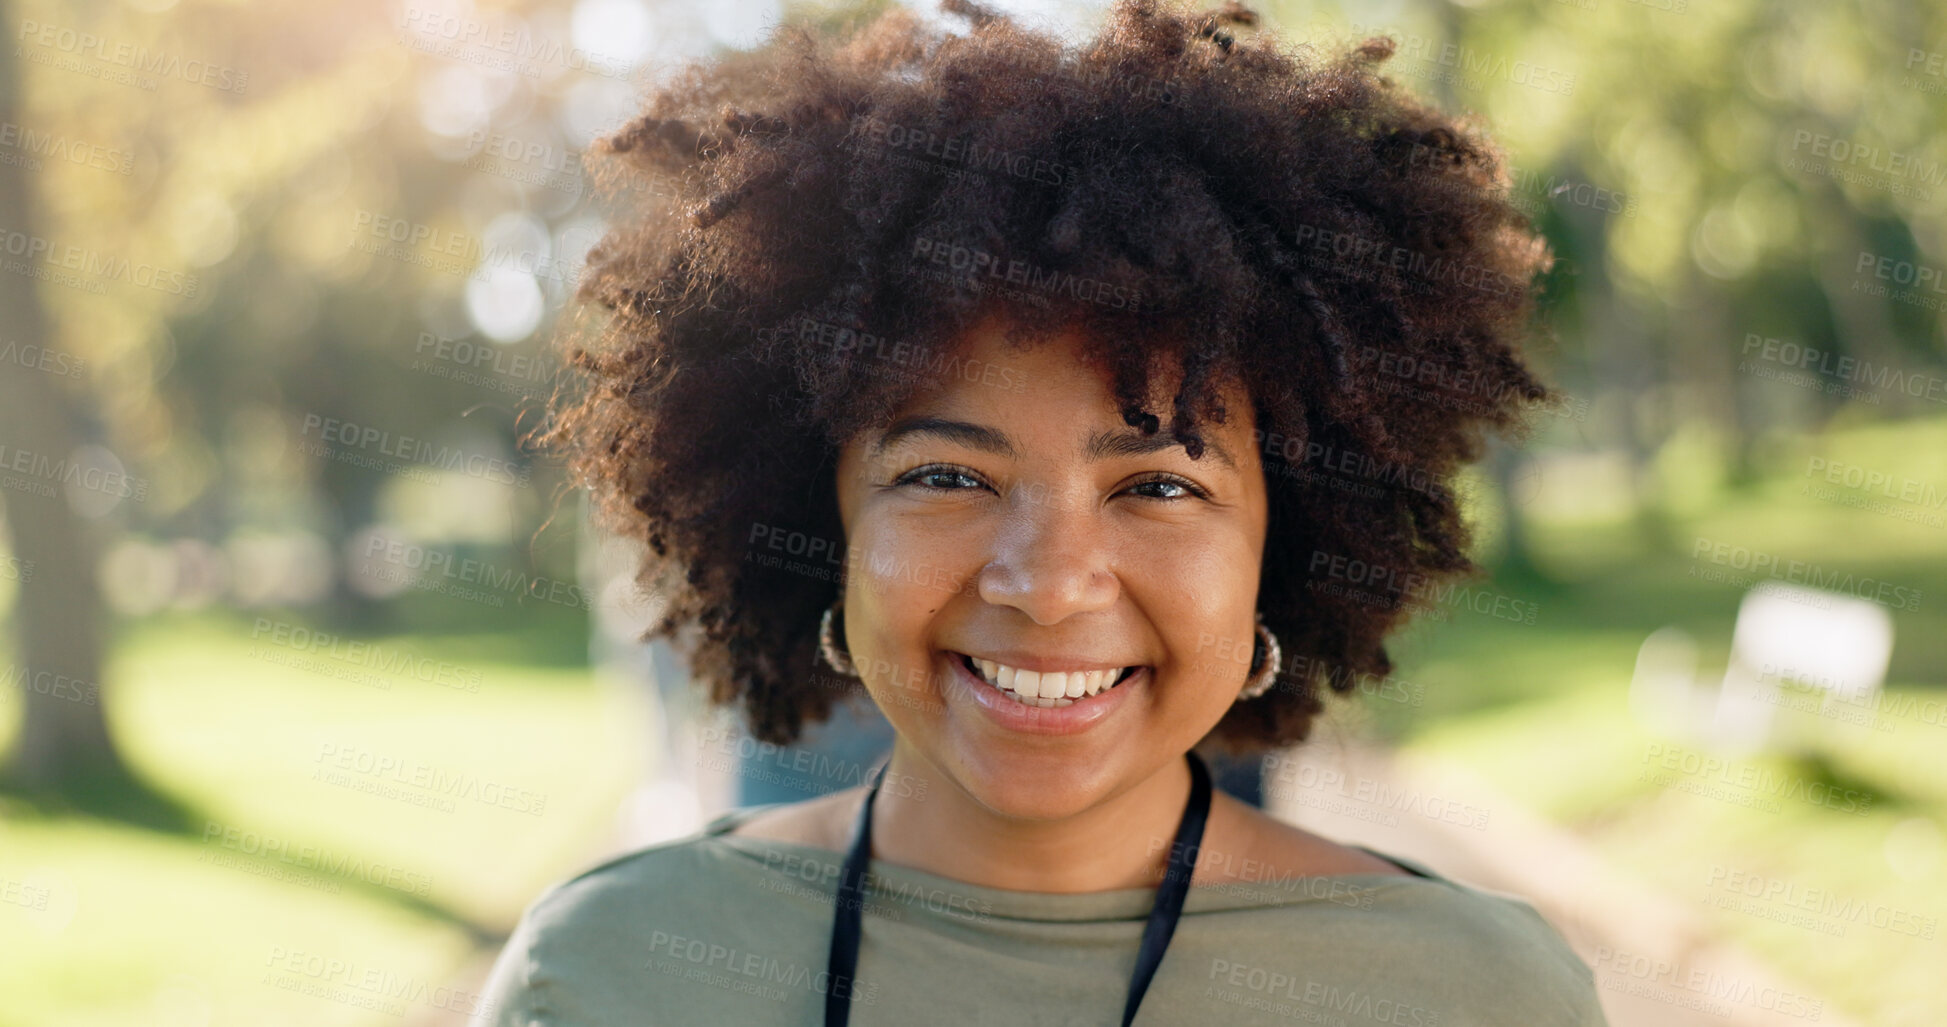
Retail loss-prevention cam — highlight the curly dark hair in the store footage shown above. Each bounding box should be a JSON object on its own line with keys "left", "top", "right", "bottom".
{"left": 537, "top": 0, "right": 1557, "bottom": 753}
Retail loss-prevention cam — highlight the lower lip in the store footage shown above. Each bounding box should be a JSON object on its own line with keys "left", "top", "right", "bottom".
{"left": 946, "top": 652, "right": 1145, "bottom": 737}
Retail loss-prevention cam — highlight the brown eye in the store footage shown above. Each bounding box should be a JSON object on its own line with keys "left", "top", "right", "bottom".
{"left": 893, "top": 464, "right": 988, "bottom": 492}
{"left": 1126, "top": 475, "right": 1211, "bottom": 501}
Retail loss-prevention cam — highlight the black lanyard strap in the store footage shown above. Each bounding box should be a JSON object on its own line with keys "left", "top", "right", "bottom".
{"left": 822, "top": 755, "right": 884, "bottom": 1027}
{"left": 823, "top": 749, "right": 1213, "bottom": 1027}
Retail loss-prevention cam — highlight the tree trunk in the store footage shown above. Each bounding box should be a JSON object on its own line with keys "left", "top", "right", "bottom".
{"left": 0, "top": 0, "right": 126, "bottom": 790}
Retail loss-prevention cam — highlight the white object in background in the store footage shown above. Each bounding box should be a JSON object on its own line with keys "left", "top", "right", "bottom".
{"left": 1630, "top": 583, "right": 1894, "bottom": 754}
{"left": 1710, "top": 583, "right": 1894, "bottom": 754}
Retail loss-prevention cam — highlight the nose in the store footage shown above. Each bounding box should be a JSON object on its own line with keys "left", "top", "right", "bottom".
{"left": 975, "top": 487, "right": 1120, "bottom": 626}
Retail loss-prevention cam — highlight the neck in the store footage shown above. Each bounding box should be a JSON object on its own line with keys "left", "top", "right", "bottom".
{"left": 865, "top": 739, "right": 1197, "bottom": 894}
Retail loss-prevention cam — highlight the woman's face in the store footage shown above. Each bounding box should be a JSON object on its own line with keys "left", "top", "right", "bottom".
{"left": 833, "top": 317, "right": 1270, "bottom": 821}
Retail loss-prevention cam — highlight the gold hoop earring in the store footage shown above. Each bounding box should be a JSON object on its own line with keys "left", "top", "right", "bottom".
{"left": 818, "top": 598, "right": 858, "bottom": 677}
{"left": 1237, "top": 612, "right": 1281, "bottom": 702}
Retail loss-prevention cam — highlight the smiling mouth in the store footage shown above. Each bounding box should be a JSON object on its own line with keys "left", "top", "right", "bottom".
{"left": 952, "top": 652, "right": 1140, "bottom": 709}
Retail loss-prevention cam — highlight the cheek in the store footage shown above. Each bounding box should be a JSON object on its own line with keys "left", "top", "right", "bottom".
{"left": 1146, "top": 565, "right": 1259, "bottom": 690}
{"left": 846, "top": 522, "right": 965, "bottom": 676}
{"left": 850, "top": 583, "right": 945, "bottom": 716}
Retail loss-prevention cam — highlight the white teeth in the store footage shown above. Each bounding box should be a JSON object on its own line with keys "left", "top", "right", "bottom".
{"left": 964, "top": 655, "right": 1132, "bottom": 705}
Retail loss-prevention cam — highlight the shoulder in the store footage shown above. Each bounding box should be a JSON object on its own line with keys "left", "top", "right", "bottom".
{"left": 719, "top": 785, "right": 866, "bottom": 852}
{"left": 1199, "top": 878, "right": 1606, "bottom": 1027}
{"left": 467, "top": 833, "right": 772, "bottom": 1027}
{"left": 523, "top": 837, "right": 715, "bottom": 930}
{"left": 1209, "top": 801, "right": 1600, "bottom": 1022}
{"left": 1348, "top": 877, "right": 1605, "bottom": 1024}
{"left": 1189, "top": 799, "right": 1602, "bottom": 1021}
{"left": 1206, "top": 791, "right": 1416, "bottom": 882}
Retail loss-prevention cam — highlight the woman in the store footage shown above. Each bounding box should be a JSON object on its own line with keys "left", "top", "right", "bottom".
{"left": 478, "top": 0, "right": 1605, "bottom": 1023}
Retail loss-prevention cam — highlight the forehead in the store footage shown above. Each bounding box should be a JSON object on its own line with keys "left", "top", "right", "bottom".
{"left": 862, "top": 318, "right": 1257, "bottom": 465}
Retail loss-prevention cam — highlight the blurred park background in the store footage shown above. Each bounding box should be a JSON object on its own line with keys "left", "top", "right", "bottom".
{"left": 1, "top": 0, "right": 1943, "bottom": 1023}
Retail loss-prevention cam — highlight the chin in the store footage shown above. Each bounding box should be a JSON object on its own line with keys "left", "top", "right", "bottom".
{"left": 945, "top": 745, "right": 1116, "bottom": 821}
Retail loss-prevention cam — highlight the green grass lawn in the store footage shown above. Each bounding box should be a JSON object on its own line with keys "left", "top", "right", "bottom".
{"left": 0, "top": 612, "right": 645, "bottom": 1027}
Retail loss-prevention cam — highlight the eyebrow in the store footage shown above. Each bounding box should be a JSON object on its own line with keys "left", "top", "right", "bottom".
{"left": 872, "top": 416, "right": 1238, "bottom": 471}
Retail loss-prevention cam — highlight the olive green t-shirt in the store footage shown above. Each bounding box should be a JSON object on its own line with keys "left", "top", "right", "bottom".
{"left": 471, "top": 804, "right": 1608, "bottom": 1026}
